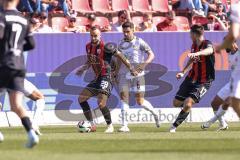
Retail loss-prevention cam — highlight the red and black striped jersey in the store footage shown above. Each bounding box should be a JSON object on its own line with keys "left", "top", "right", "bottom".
{"left": 86, "top": 40, "right": 113, "bottom": 78}
{"left": 187, "top": 40, "right": 215, "bottom": 83}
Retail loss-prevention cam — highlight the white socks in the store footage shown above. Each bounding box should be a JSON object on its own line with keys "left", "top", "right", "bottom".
{"left": 141, "top": 100, "right": 157, "bottom": 116}
{"left": 209, "top": 106, "right": 227, "bottom": 124}
{"left": 32, "top": 98, "right": 45, "bottom": 127}
{"left": 120, "top": 100, "right": 129, "bottom": 127}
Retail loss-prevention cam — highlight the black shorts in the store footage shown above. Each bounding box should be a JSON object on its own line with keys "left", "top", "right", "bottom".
{"left": 175, "top": 78, "right": 212, "bottom": 103}
{"left": 86, "top": 76, "right": 112, "bottom": 97}
{"left": 0, "top": 67, "right": 25, "bottom": 92}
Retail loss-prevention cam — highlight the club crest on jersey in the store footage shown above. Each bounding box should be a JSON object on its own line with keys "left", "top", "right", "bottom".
{"left": 97, "top": 49, "right": 101, "bottom": 55}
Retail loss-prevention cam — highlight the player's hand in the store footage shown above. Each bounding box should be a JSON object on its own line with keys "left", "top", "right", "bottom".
{"left": 176, "top": 72, "right": 184, "bottom": 80}
{"left": 135, "top": 64, "right": 145, "bottom": 73}
{"left": 130, "top": 68, "right": 138, "bottom": 77}
{"left": 188, "top": 52, "right": 199, "bottom": 59}
{"left": 75, "top": 66, "right": 86, "bottom": 76}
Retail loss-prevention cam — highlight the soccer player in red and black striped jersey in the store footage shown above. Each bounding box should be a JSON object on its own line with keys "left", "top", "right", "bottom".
{"left": 76, "top": 26, "right": 137, "bottom": 133}
{"left": 169, "top": 24, "right": 215, "bottom": 133}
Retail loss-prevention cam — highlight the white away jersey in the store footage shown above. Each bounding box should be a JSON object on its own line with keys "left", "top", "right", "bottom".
{"left": 118, "top": 36, "right": 152, "bottom": 65}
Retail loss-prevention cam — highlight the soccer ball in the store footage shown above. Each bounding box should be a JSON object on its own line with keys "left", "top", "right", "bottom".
{"left": 77, "top": 121, "right": 91, "bottom": 133}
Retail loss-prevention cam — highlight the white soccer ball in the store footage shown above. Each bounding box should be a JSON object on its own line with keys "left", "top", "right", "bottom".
{"left": 77, "top": 121, "right": 91, "bottom": 133}
{"left": 0, "top": 132, "right": 4, "bottom": 142}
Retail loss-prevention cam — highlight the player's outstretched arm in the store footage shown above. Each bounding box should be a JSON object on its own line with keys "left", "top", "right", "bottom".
{"left": 188, "top": 46, "right": 214, "bottom": 59}
{"left": 75, "top": 61, "right": 90, "bottom": 76}
{"left": 176, "top": 59, "right": 193, "bottom": 80}
{"left": 217, "top": 24, "right": 240, "bottom": 52}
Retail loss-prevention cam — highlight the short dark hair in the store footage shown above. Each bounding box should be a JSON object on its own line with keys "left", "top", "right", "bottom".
{"left": 90, "top": 25, "right": 100, "bottom": 32}
{"left": 190, "top": 24, "right": 204, "bottom": 35}
{"left": 118, "top": 10, "right": 127, "bottom": 17}
{"left": 122, "top": 21, "right": 134, "bottom": 29}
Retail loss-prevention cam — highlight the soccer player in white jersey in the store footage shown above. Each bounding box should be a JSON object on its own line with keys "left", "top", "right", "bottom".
{"left": 0, "top": 79, "right": 45, "bottom": 135}
{"left": 22, "top": 79, "right": 45, "bottom": 135}
{"left": 215, "top": 2, "right": 240, "bottom": 118}
{"left": 201, "top": 41, "right": 238, "bottom": 130}
{"left": 116, "top": 21, "right": 159, "bottom": 132}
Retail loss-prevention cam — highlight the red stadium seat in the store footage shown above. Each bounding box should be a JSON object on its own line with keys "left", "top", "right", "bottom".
{"left": 192, "top": 16, "right": 209, "bottom": 25}
{"left": 131, "top": 16, "right": 143, "bottom": 26}
{"left": 76, "top": 17, "right": 89, "bottom": 26}
{"left": 152, "top": 16, "right": 166, "bottom": 25}
{"left": 174, "top": 16, "right": 190, "bottom": 31}
{"left": 93, "top": 17, "right": 110, "bottom": 27}
{"left": 71, "top": 0, "right": 94, "bottom": 13}
{"left": 112, "top": 0, "right": 131, "bottom": 11}
{"left": 92, "top": 0, "right": 114, "bottom": 13}
{"left": 221, "top": 0, "right": 229, "bottom": 10}
{"left": 51, "top": 17, "right": 69, "bottom": 32}
{"left": 231, "top": 0, "right": 239, "bottom": 4}
{"left": 151, "top": 0, "right": 169, "bottom": 12}
{"left": 132, "top": 0, "right": 152, "bottom": 12}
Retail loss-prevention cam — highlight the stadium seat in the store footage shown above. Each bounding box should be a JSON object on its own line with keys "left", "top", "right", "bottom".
{"left": 71, "top": 0, "right": 94, "bottom": 13}
{"left": 131, "top": 16, "right": 143, "bottom": 26}
{"left": 51, "top": 17, "right": 69, "bottom": 32}
{"left": 93, "top": 17, "right": 110, "bottom": 28}
{"left": 132, "top": 0, "right": 153, "bottom": 12}
{"left": 76, "top": 17, "right": 89, "bottom": 26}
{"left": 192, "top": 16, "right": 209, "bottom": 25}
{"left": 92, "top": 0, "right": 115, "bottom": 13}
{"left": 174, "top": 16, "right": 190, "bottom": 31}
{"left": 112, "top": 0, "right": 131, "bottom": 11}
{"left": 151, "top": 0, "right": 169, "bottom": 13}
{"left": 231, "top": 0, "right": 239, "bottom": 4}
{"left": 152, "top": 16, "right": 166, "bottom": 25}
{"left": 221, "top": 0, "right": 229, "bottom": 10}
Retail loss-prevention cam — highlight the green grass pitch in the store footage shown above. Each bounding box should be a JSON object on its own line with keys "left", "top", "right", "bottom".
{"left": 1, "top": 123, "right": 240, "bottom": 160}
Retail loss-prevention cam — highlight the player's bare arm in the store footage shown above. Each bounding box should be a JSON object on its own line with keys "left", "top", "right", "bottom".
{"left": 135, "top": 50, "right": 155, "bottom": 73}
{"left": 216, "top": 23, "right": 240, "bottom": 51}
{"left": 176, "top": 59, "right": 193, "bottom": 80}
{"left": 188, "top": 46, "right": 214, "bottom": 59}
{"left": 76, "top": 61, "right": 90, "bottom": 76}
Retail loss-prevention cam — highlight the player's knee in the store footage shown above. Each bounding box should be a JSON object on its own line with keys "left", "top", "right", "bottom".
{"left": 98, "top": 101, "right": 106, "bottom": 109}
{"left": 173, "top": 99, "right": 183, "bottom": 107}
{"left": 29, "top": 91, "right": 44, "bottom": 101}
{"left": 78, "top": 95, "right": 87, "bottom": 103}
{"left": 184, "top": 99, "right": 194, "bottom": 110}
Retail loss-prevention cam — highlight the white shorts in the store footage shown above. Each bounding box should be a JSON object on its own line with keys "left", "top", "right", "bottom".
{"left": 119, "top": 74, "right": 145, "bottom": 93}
{"left": 217, "top": 82, "right": 231, "bottom": 100}
{"left": 22, "top": 79, "right": 38, "bottom": 96}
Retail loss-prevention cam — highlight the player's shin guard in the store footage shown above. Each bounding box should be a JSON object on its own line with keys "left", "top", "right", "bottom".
{"left": 173, "top": 110, "right": 189, "bottom": 128}
{"left": 32, "top": 98, "right": 45, "bottom": 126}
{"left": 80, "top": 101, "right": 94, "bottom": 123}
{"left": 141, "top": 100, "right": 158, "bottom": 116}
{"left": 100, "top": 107, "right": 112, "bottom": 125}
{"left": 21, "top": 117, "right": 33, "bottom": 132}
{"left": 121, "top": 101, "right": 129, "bottom": 126}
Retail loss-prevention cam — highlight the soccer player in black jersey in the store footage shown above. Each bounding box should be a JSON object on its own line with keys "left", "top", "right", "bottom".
{"left": 169, "top": 24, "right": 215, "bottom": 133}
{"left": 0, "top": 0, "right": 39, "bottom": 147}
{"left": 76, "top": 26, "right": 137, "bottom": 133}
